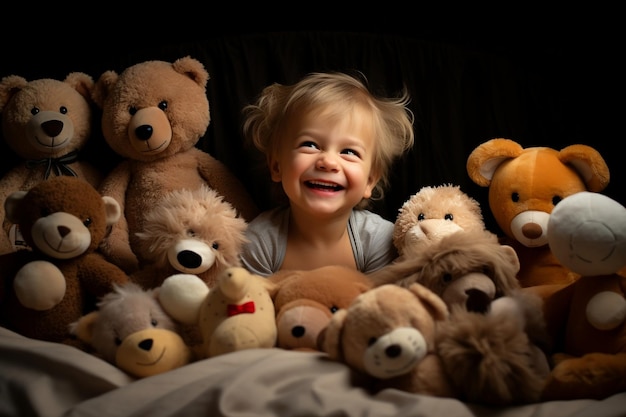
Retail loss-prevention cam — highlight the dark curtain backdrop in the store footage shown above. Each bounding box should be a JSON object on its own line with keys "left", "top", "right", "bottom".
{"left": 1, "top": 32, "right": 622, "bottom": 236}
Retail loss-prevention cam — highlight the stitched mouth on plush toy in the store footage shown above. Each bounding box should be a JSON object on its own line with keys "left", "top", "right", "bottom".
{"left": 136, "top": 346, "right": 166, "bottom": 366}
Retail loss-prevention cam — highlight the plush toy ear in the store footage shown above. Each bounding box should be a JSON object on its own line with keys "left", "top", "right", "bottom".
{"left": 318, "top": 309, "right": 348, "bottom": 360}
{"left": 91, "top": 70, "right": 118, "bottom": 108}
{"left": 172, "top": 56, "right": 209, "bottom": 89}
{"left": 0, "top": 75, "right": 28, "bottom": 111}
{"left": 102, "top": 196, "right": 121, "bottom": 227}
{"left": 407, "top": 282, "right": 449, "bottom": 321}
{"left": 466, "top": 138, "right": 524, "bottom": 187}
{"left": 4, "top": 190, "right": 28, "bottom": 224}
{"left": 69, "top": 311, "right": 99, "bottom": 345}
{"left": 558, "top": 144, "right": 610, "bottom": 192}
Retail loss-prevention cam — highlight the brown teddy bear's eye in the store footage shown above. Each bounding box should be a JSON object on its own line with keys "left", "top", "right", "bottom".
{"left": 417, "top": 213, "right": 425, "bottom": 221}
{"left": 368, "top": 337, "right": 377, "bottom": 346}
{"left": 511, "top": 192, "right": 520, "bottom": 203}
{"left": 212, "top": 242, "right": 219, "bottom": 250}
{"left": 441, "top": 273, "right": 453, "bottom": 284}
{"left": 186, "top": 229, "right": 196, "bottom": 237}
{"left": 158, "top": 101, "right": 168, "bottom": 111}
{"left": 59, "top": 106, "right": 68, "bottom": 114}
{"left": 329, "top": 305, "right": 339, "bottom": 314}
{"left": 552, "top": 195, "right": 562, "bottom": 206}
{"left": 83, "top": 218, "right": 92, "bottom": 227}
{"left": 31, "top": 107, "right": 40, "bottom": 115}
{"left": 151, "top": 318, "right": 158, "bottom": 327}
{"left": 444, "top": 213, "right": 453, "bottom": 221}
{"left": 129, "top": 106, "right": 137, "bottom": 115}
{"left": 114, "top": 336, "right": 122, "bottom": 346}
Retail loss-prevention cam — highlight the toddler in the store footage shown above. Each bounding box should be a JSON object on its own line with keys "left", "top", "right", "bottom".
{"left": 240, "top": 71, "right": 414, "bottom": 276}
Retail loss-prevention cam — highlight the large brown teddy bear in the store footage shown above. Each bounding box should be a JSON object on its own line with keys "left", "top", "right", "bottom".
{"left": 131, "top": 184, "right": 249, "bottom": 290}
{"left": 0, "top": 73, "right": 103, "bottom": 255}
{"left": 92, "top": 56, "right": 259, "bottom": 273}
{"left": 268, "top": 265, "right": 373, "bottom": 351}
{"left": 466, "top": 138, "right": 610, "bottom": 288}
{"left": 0, "top": 176, "right": 129, "bottom": 346}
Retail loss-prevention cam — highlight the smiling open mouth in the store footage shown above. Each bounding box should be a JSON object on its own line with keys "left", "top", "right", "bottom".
{"left": 305, "top": 180, "right": 344, "bottom": 191}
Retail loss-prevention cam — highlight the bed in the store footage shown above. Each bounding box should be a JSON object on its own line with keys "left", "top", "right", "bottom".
{"left": 3, "top": 326, "right": 626, "bottom": 417}
{"left": 1, "top": 32, "right": 624, "bottom": 417}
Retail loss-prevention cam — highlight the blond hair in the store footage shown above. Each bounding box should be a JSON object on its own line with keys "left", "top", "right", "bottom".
{"left": 243, "top": 71, "right": 414, "bottom": 206}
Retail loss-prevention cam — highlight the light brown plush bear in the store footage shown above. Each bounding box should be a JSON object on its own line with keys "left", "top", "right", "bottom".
{"left": 391, "top": 183, "right": 485, "bottom": 258}
{"left": 70, "top": 282, "right": 193, "bottom": 379}
{"left": 268, "top": 265, "right": 373, "bottom": 351}
{"left": 130, "top": 184, "right": 249, "bottom": 290}
{"left": 92, "top": 56, "right": 259, "bottom": 274}
{"left": 0, "top": 73, "right": 103, "bottom": 254}
{"left": 0, "top": 176, "right": 129, "bottom": 347}
{"left": 319, "top": 283, "right": 457, "bottom": 398}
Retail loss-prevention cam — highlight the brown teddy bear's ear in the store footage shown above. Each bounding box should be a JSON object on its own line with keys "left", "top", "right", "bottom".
{"left": 558, "top": 144, "right": 610, "bottom": 192}
{"left": 0, "top": 75, "right": 28, "bottom": 111}
{"left": 69, "top": 311, "right": 99, "bottom": 344}
{"left": 91, "top": 70, "right": 118, "bottom": 108}
{"left": 102, "top": 196, "right": 122, "bottom": 227}
{"left": 407, "top": 283, "right": 449, "bottom": 321}
{"left": 172, "top": 56, "right": 209, "bottom": 89}
{"left": 318, "top": 309, "right": 348, "bottom": 360}
{"left": 466, "top": 138, "right": 524, "bottom": 187}
{"left": 64, "top": 72, "right": 95, "bottom": 103}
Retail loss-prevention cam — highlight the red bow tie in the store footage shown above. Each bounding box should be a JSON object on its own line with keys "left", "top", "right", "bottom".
{"left": 227, "top": 301, "right": 256, "bottom": 316}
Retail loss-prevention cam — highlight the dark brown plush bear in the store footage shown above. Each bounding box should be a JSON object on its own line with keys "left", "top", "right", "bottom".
{"left": 0, "top": 176, "right": 129, "bottom": 346}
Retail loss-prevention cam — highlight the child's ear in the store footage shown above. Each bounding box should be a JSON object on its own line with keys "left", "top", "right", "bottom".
{"left": 363, "top": 173, "right": 380, "bottom": 199}
{"left": 269, "top": 158, "right": 282, "bottom": 182}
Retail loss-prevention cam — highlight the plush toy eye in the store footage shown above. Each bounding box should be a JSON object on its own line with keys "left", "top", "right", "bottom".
{"left": 31, "top": 107, "right": 40, "bottom": 115}
{"left": 150, "top": 318, "right": 158, "bottom": 327}
{"left": 417, "top": 213, "right": 425, "bottom": 221}
{"left": 129, "top": 106, "right": 137, "bottom": 115}
{"left": 186, "top": 229, "right": 196, "bottom": 237}
{"left": 114, "top": 336, "right": 122, "bottom": 346}
{"left": 329, "top": 305, "right": 339, "bottom": 314}
{"left": 59, "top": 106, "right": 68, "bottom": 114}
{"left": 212, "top": 242, "right": 219, "bottom": 250}
{"left": 444, "top": 213, "right": 453, "bottom": 221}
{"left": 41, "top": 208, "right": 51, "bottom": 217}
{"left": 441, "top": 273, "right": 453, "bottom": 284}
{"left": 83, "top": 218, "right": 92, "bottom": 227}
{"left": 511, "top": 192, "right": 520, "bottom": 203}
{"left": 158, "top": 101, "right": 168, "bottom": 111}
{"left": 368, "top": 337, "right": 377, "bottom": 346}
{"left": 552, "top": 195, "right": 562, "bottom": 206}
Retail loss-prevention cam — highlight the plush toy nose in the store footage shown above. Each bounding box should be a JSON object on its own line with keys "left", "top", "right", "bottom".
{"left": 138, "top": 338, "right": 154, "bottom": 351}
{"left": 177, "top": 250, "right": 202, "bottom": 269}
{"left": 135, "top": 125, "right": 154, "bottom": 141}
{"left": 465, "top": 289, "right": 491, "bottom": 313}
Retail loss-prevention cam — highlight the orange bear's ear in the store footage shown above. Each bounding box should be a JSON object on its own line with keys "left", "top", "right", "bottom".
{"left": 466, "top": 138, "right": 524, "bottom": 187}
{"left": 558, "top": 144, "right": 610, "bottom": 192}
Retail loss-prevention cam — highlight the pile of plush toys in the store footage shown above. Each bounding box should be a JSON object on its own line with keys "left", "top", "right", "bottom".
{"left": 1, "top": 56, "right": 625, "bottom": 404}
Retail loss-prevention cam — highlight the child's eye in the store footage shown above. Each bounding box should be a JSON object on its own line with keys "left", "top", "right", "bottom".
{"left": 341, "top": 148, "right": 360, "bottom": 157}
{"left": 298, "top": 141, "right": 318, "bottom": 149}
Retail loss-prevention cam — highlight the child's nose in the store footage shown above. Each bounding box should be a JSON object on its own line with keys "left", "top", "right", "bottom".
{"left": 316, "top": 153, "right": 339, "bottom": 171}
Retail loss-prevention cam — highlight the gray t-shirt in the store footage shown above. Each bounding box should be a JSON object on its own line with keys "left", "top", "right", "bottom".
{"left": 240, "top": 206, "right": 398, "bottom": 276}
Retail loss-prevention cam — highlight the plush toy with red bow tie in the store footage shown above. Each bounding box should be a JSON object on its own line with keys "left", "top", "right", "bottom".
{"left": 158, "top": 266, "right": 278, "bottom": 358}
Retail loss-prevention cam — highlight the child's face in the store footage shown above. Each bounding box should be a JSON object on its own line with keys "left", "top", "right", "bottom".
{"left": 269, "top": 105, "right": 378, "bottom": 217}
